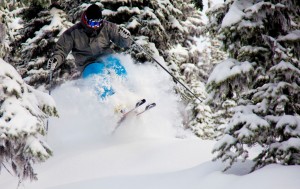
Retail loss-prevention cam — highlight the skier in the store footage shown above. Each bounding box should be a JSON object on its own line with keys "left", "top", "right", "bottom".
{"left": 47, "top": 3, "right": 132, "bottom": 73}
{"left": 46, "top": 4, "right": 157, "bottom": 116}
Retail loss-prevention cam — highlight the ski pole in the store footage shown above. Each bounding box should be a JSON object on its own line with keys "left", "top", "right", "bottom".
{"left": 128, "top": 37, "right": 202, "bottom": 102}
{"left": 46, "top": 70, "right": 53, "bottom": 131}
{"left": 49, "top": 71, "right": 53, "bottom": 95}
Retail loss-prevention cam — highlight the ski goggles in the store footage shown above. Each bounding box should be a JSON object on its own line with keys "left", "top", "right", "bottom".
{"left": 85, "top": 16, "right": 103, "bottom": 28}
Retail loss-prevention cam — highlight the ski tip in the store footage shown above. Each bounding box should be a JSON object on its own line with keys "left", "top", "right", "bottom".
{"left": 136, "top": 99, "right": 146, "bottom": 107}
{"left": 145, "top": 103, "right": 156, "bottom": 110}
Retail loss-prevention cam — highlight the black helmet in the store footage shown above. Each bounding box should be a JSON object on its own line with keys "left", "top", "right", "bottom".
{"left": 86, "top": 4, "right": 102, "bottom": 20}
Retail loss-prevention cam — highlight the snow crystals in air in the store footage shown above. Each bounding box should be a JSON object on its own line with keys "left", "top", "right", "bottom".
{"left": 47, "top": 54, "right": 185, "bottom": 141}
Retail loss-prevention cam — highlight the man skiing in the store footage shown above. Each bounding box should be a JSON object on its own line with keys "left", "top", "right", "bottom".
{"left": 47, "top": 3, "right": 132, "bottom": 73}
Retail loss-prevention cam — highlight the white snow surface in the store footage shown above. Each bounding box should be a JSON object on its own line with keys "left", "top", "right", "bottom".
{"left": 0, "top": 58, "right": 56, "bottom": 137}
{"left": 202, "top": 0, "right": 225, "bottom": 23}
{"left": 278, "top": 30, "right": 300, "bottom": 41}
{"left": 207, "top": 58, "right": 253, "bottom": 85}
{"left": 221, "top": 0, "right": 254, "bottom": 28}
{"left": 1, "top": 54, "right": 300, "bottom": 189}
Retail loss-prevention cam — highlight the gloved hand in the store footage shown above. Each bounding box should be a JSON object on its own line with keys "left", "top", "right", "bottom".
{"left": 118, "top": 27, "right": 130, "bottom": 39}
{"left": 47, "top": 57, "right": 58, "bottom": 71}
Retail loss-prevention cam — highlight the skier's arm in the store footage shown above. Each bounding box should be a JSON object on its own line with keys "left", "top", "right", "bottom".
{"left": 107, "top": 22, "right": 132, "bottom": 49}
{"left": 53, "top": 29, "right": 74, "bottom": 68}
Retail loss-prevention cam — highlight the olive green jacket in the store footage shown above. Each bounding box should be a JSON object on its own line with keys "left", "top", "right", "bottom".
{"left": 53, "top": 18, "right": 131, "bottom": 71}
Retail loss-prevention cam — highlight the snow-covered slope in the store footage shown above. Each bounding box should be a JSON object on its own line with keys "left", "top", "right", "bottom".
{"left": 2, "top": 135, "right": 300, "bottom": 189}
{"left": 1, "top": 55, "right": 300, "bottom": 189}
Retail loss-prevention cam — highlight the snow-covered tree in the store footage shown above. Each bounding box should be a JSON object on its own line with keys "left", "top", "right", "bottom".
{"left": 206, "top": 0, "right": 300, "bottom": 171}
{"left": 3, "top": 2, "right": 74, "bottom": 87}
{"left": 195, "top": 31, "right": 228, "bottom": 139}
{"left": 0, "top": 58, "right": 57, "bottom": 181}
{"left": 0, "top": 5, "right": 13, "bottom": 60}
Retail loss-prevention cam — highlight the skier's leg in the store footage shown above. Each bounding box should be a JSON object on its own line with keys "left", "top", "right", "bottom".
{"left": 103, "top": 55, "right": 127, "bottom": 78}
{"left": 82, "top": 62, "right": 106, "bottom": 78}
{"left": 82, "top": 62, "right": 114, "bottom": 99}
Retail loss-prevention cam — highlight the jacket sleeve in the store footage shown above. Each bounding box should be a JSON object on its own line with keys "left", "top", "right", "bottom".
{"left": 107, "top": 22, "right": 132, "bottom": 49}
{"left": 53, "top": 29, "right": 74, "bottom": 68}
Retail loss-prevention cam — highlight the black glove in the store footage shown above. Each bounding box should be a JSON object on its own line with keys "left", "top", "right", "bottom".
{"left": 47, "top": 57, "right": 58, "bottom": 71}
{"left": 118, "top": 27, "right": 130, "bottom": 39}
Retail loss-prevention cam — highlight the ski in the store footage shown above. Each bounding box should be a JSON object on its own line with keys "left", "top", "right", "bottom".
{"left": 136, "top": 103, "right": 156, "bottom": 116}
{"left": 117, "top": 99, "right": 146, "bottom": 124}
{"left": 112, "top": 100, "right": 157, "bottom": 134}
{"left": 112, "top": 99, "right": 146, "bottom": 133}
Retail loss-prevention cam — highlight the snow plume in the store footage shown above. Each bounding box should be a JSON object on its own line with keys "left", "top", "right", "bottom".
{"left": 47, "top": 54, "right": 190, "bottom": 151}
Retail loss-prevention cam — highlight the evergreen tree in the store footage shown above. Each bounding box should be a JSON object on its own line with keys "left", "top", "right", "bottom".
{"left": 0, "top": 58, "right": 57, "bottom": 181}
{"left": 195, "top": 29, "right": 228, "bottom": 139}
{"left": 0, "top": 1, "right": 58, "bottom": 180}
{"left": 4, "top": 2, "right": 74, "bottom": 87}
{"left": 206, "top": 0, "right": 300, "bottom": 171}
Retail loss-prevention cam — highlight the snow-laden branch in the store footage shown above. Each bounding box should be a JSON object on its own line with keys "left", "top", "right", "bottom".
{"left": 0, "top": 58, "right": 58, "bottom": 180}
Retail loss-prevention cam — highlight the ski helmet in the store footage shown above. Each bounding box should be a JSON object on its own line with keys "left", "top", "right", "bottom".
{"left": 85, "top": 4, "right": 102, "bottom": 20}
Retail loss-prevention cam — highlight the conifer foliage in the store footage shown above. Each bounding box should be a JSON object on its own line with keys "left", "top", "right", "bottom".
{"left": 206, "top": 0, "right": 300, "bottom": 171}
{"left": 0, "top": 1, "right": 58, "bottom": 181}
{"left": 0, "top": 59, "right": 57, "bottom": 181}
